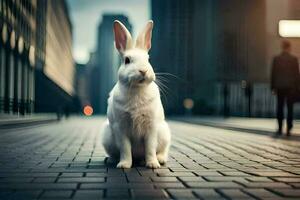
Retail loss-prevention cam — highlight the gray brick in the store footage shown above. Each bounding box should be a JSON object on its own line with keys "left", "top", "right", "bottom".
{"left": 33, "top": 177, "right": 57, "bottom": 183}
{"left": 248, "top": 171, "right": 297, "bottom": 177}
{"left": 2, "top": 172, "right": 57, "bottom": 178}
{"left": 219, "top": 189, "right": 254, "bottom": 199}
{"left": 11, "top": 190, "right": 42, "bottom": 199}
{"left": 290, "top": 183, "right": 300, "bottom": 188}
{"left": 194, "top": 171, "right": 223, "bottom": 176}
{"left": 270, "top": 188, "right": 300, "bottom": 197}
{"left": 106, "top": 176, "right": 128, "bottom": 183}
{"left": 58, "top": 177, "right": 105, "bottom": 183}
{"left": 139, "top": 171, "right": 158, "bottom": 177}
{"left": 60, "top": 173, "right": 84, "bottom": 177}
{"left": 193, "top": 189, "right": 223, "bottom": 199}
{"left": 158, "top": 172, "right": 195, "bottom": 177}
{"left": 167, "top": 189, "right": 196, "bottom": 199}
{"left": 151, "top": 177, "right": 179, "bottom": 182}
{"left": 127, "top": 176, "right": 150, "bottom": 182}
{"left": 80, "top": 183, "right": 154, "bottom": 189}
{"left": 272, "top": 177, "right": 300, "bottom": 182}
{"left": 41, "top": 190, "right": 73, "bottom": 198}
{"left": 154, "top": 182, "right": 185, "bottom": 189}
{"left": 131, "top": 189, "right": 169, "bottom": 198}
{"left": 220, "top": 171, "right": 251, "bottom": 176}
{"left": 86, "top": 173, "right": 107, "bottom": 177}
{"left": 178, "top": 176, "right": 206, "bottom": 182}
{"left": 240, "top": 182, "right": 291, "bottom": 188}
{"left": 243, "top": 188, "right": 284, "bottom": 198}
{"left": 106, "top": 189, "right": 130, "bottom": 198}
{"left": 186, "top": 181, "right": 243, "bottom": 188}
{"left": 204, "top": 176, "right": 247, "bottom": 183}
{"left": 0, "top": 177, "right": 33, "bottom": 182}
{"left": 246, "top": 177, "right": 273, "bottom": 182}
{"left": 154, "top": 169, "right": 172, "bottom": 173}
{"left": 0, "top": 183, "right": 78, "bottom": 190}
{"left": 73, "top": 190, "right": 103, "bottom": 199}
{"left": 30, "top": 173, "right": 60, "bottom": 177}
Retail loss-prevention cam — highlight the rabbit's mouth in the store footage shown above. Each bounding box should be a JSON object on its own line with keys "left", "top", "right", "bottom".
{"left": 139, "top": 78, "right": 145, "bottom": 83}
{"left": 125, "top": 74, "right": 153, "bottom": 85}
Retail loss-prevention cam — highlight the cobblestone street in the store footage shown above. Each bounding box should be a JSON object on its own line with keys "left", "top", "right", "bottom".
{"left": 0, "top": 117, "right": 300, "bottom": 199}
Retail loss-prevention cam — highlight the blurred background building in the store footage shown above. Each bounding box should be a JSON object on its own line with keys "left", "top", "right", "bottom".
{"left": 35, "top": 0, "right": 74, "bottom": 114}
{"left": 74, "top": 62, "right": 88, "bottom": 111}
{"left": 0, "top": 0, "right": 75, "bottom": 115}
{"left": 0, "top": 0, "right": 37, "bottom": 114}
{"left": 86, "top": 14, "right": 132, "bottom": 114}
{"left": 151, "top": 0, "right": 300, "bottom": 117}
{"left": 151, "top": 0, "right": 218, "bottom": 115}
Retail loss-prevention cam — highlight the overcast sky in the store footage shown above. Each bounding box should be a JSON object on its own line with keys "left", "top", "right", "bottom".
{"left": 66, "top": 0, "right": 150, "bottom": 64}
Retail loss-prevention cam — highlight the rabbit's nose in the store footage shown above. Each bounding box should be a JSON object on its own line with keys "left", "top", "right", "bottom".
{"left": 139, "top": 70, "right": 147, "bottom": 76}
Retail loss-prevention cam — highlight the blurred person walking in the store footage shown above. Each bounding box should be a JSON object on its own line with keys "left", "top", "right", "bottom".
{"left": 271, "top": 40, "right": 300, "bottom": 136}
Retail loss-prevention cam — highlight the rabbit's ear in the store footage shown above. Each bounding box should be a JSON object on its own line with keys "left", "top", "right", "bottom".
{"left": 113, "top": 20, "right": 133, "bottom": 53}
{"left": 136, "top": 20, "right": 153, "bottom": 51}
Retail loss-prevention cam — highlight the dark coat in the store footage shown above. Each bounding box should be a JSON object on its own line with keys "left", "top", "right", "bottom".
{"left": 271, "top": 52, "right": 300, "bottom": 90}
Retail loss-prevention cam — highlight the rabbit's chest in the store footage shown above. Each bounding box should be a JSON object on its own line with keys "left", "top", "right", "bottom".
{"left": 113, "top": 93, "right": 156, "bottom": 136}
{"left": 125, "top": 109, "right": 153, "bottom": 137}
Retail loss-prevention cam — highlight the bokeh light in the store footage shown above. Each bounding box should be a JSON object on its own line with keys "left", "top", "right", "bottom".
{"left": 183, "top": 98, "right": 194, "bottom": 110}
{"left": 83, "top": 105, "right": 93, "bottom": 116}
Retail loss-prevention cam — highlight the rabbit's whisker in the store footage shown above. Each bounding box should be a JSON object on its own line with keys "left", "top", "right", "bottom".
{"left": 154, "top": 78, "right": 170, "bottom": 105}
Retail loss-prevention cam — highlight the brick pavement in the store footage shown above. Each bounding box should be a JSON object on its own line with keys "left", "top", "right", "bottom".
{"left": 0, "top": 117, "right": 300, "bottom": 199}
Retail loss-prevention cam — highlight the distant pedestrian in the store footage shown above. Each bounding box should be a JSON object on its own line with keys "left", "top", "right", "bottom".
{"left": 271, "top": 40, "right": 300, "bottom": 136}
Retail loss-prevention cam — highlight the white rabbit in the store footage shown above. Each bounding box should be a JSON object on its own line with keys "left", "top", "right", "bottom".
{"left": 102, "top": 20, "right": 171, "bottom": 169}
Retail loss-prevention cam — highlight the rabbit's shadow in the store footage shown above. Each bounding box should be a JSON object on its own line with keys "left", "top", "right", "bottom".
{"left": 104, "top": 157, "right": 164, "bottom": 168}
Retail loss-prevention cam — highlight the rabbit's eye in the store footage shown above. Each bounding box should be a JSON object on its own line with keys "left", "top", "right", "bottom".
{"left": 124, "top": 57, "right": 131, "bottom": 65}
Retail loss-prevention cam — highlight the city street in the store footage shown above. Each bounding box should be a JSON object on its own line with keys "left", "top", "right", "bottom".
{"left": 0, "top": 117, "right": 300, "bottom": 200}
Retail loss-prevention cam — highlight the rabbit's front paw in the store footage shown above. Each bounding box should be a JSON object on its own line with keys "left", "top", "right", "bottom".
{"left": 146, "top": 159, "right": 161, "bottom": 168}
{"left": 157, "top": 154, "right": 167, "bottom": 165}
{"left": 117, "top": 160, "right": 132, "bottom": 168}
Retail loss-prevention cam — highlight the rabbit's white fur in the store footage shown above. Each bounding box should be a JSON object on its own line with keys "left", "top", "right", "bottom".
{"left": 102, "top": 20, "right": 171, "bottom": 168}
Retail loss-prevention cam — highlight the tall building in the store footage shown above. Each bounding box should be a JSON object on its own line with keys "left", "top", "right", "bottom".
{"left": 214, "top": 0, "right": 268, "bottom": 117}
{"left": 215, "top": 0, "right": 267, "bottom": 83}
{"left": 87, "top": 14, "right": 132, "bottom": 114}
{"left": 151, "top": 0, "right": 220, "bottom": 114}
{"left": 0, "top": 0, "right": 37, "bottom": 114}
{"left": 74, "top": 62, "right": 89, "bottom": 110}
{"left": 0, "top": 0, "right": 75, "bottom": 115}
{"left": 35, "top": 0, "right": 74, "bottom": 113}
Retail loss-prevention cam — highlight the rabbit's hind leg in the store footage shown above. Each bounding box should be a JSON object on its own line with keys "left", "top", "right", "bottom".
{"left": 156, "top": 121, "right": 171, "bottom": 165}
{"left": 102, "top": 122, "right": 119, "bottom": 161}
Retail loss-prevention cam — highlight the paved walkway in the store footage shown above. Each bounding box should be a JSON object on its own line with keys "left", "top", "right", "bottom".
{"left": 0, "top": 114, "right": 57, "bottom": 129}
{"left": 0, "top": 117, "right": 300, "bottom": 199}
{"left": 174, "top": 117, "right": 300, "bottom": 137}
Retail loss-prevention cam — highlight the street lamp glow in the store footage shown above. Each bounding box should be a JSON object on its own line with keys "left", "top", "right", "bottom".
{"left": 279, "top": 20, "right": 300, "bottom": 38}
{"left": 83, "top": 105, "right": 93, "bottom": 116}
